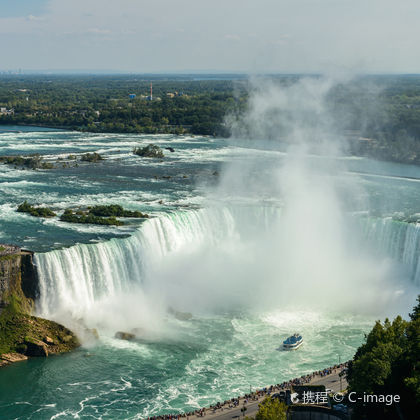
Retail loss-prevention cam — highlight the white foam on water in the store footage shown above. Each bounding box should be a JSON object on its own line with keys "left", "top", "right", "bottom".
{"left": 35, "top": 206, "right": 418, "bottom": 338}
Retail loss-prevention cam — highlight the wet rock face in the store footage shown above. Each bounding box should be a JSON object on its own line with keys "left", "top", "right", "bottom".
{"left": 115, "top": 331, "right": 135, "bottom": 341}
{"left": 0, "top": 252, "right": 23, "bottom": 309}
{"left": 0, "top": 353, "right": 28, "bottom": 367}
{"left": 0, "top": 245, "right": 39, "bottom": 309}
{"left": 20, "top": 252, "right": 39, "bottom": 301}
{"left": 168, "top": 306, "right": 193, "bottom": 321}
{"left": 25, "top": 339, "right": 49, "bottom": 357}
{"left": 44, "top": 336, "right": 55, "bottom": 345}
{"left": 0, "top": 245, "right": 80, "bottom": 365}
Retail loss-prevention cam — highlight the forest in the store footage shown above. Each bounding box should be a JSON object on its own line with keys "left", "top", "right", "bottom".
{"left": 1, "top": 74, "right": 420, "bottom": 164}
{"left": 0, "top": 75, "right": 246, "bottom": 136}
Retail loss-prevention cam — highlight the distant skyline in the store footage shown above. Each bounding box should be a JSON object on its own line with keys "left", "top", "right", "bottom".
{"left": 1, "top": 0, "right": 420, "bottom": 74}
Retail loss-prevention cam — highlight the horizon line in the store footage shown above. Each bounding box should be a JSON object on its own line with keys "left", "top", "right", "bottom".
{"left": 1, "top": 70, "right": 420, "bottom": 77}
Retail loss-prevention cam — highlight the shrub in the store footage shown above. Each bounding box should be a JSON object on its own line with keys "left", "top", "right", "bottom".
{"left": 60, "top": 209, "right": 124, "bottom": 226}
{"left": 17, "top": 201, "right": 56, "bottom": 218}
{"left": 80, "top": 152, "right": 104, "bottom": 162}
{"left": 89, "top": 204, "right": 148, "bottom": 218}
{"left": 255, "top": 397, "right": 287, "bottom": 420}
{"left": 133, "top": 144, "right": 164, "bottom": 158}
{"left": 0, "top": 154, "right": 54, "bottom": 169}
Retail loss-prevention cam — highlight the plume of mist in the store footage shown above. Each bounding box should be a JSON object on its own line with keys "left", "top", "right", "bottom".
{"left": 48, "top": 76, "right": 416, "bottom": 339}
{"left": 147, "top": 75, "right": 416, "bottom": 318}
{"left": 228, "top": 76, "right": 342, "bottom": 152}
{"left": 42, "top": 285, "right": 168, "bottom": 343}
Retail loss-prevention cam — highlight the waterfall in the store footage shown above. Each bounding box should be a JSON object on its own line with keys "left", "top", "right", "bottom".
{"left": 34, "top": 206, "right": 279, "bottom": 319}
{"left": 360, "top": 217, "right": 420, "bottom": 286}
{"left": 34, "top": 207, "right": 420, "bottom": 321}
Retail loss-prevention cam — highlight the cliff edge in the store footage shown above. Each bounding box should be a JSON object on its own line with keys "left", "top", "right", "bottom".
{"left": 0, "top": 244, "right": 79, "bottom": 367}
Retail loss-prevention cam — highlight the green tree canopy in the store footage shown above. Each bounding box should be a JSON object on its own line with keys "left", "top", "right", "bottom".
{"left": 254, "top": 397, "right": 287, "bottom": 420}
{"left": 347, "top": 296, "right": 420, "bottom": 419}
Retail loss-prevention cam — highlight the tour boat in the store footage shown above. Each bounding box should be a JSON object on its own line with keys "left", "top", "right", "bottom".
{"left": 283, "top": 333, "right": 303, "bottom": 350}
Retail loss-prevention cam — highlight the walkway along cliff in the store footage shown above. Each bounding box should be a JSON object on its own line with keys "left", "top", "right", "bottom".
{"left": 0, "top": 244, "right": 79, "bottom": 367}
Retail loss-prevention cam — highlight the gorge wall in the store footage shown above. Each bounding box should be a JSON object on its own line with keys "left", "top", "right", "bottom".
{"left": 0, "top": 245, "right": 39, "bottom": 311}
{"left": 0, "top": 244, "right": 79, "bottom": 366}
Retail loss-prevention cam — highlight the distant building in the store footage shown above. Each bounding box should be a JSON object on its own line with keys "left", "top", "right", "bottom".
{"left": 0, "top": 107, "right": 14, "bottom": 116}
{"left": 129, "top": 93, "right": 136, "bottom": 99}
{"left": 166, "top": 91, "right": 185, "bottom": 98}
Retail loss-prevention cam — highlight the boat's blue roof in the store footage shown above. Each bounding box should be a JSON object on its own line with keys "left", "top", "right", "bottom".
{"left": 283, "top": 335, "right": 302, "bottom": 345}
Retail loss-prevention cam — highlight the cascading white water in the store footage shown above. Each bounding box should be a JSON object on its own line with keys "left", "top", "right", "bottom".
{"left": 34, "top": 206, "right": 280, "bottom": 320}
{"left": 360, "top": 218, "right": 420, "bottom": 285}
{"left": 35, "top": 205, "right": 420, "bottom": 326}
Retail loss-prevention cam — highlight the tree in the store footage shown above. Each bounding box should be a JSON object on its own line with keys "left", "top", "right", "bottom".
{"left": 254, "top": 397, "right": 287, "bottom": 420}
{"left": 347, "top": 296, "right": 420, "bottom": 419}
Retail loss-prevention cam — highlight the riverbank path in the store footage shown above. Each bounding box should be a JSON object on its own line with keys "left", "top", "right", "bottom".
{"left": 189, "top": 372, "right": 348, "bottom": 420}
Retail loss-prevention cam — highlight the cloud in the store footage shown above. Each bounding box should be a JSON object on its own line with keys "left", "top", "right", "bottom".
{"left": 87, "top": 28, "right": 112, "bottom": 35}
{"left": 225, "top": 34, "right": 241, "bottom": 41}
{"left": 27, "top": 15, "right": 46, "bottom": 21}
{"left": 1, "top": 0, "right": 420, "bottom": 72}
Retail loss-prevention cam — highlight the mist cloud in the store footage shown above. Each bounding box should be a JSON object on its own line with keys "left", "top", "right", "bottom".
{"left": 145, "top": 76, "right": 416, "bottom": 319}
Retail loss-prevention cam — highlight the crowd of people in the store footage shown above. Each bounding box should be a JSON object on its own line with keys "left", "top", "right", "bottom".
{"left": 145, "top": 362, "right": 349, "bottom": 420}
{"left": 275, "top": 362, "right": 349, "bottom": 390}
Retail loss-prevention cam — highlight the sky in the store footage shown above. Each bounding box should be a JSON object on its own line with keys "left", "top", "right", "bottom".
{"left": 0, "top": 0, "right": 419, "bottom": 74}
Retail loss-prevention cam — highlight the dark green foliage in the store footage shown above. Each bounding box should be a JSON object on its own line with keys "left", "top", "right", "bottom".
{"left": 80, "top": 152, "right": 103, "bottom": 162}
{"left": 0, "top": 154, "right": 54, "bottom": 169}
{"left": 2, "top": 75, "right": 420, "bottom": 163}
{"left": 15, "top": 343, "right": 27, "bottom": 354}
{"left": 0, "top": 75, "right": 243, "bottom": 136}
{"left": 133, "top": 144, "right": 164, "bottom": 158}
{"left": 89, "top": 204, "right": 148, "bottom": 218}
{"left": 59, "top": 205, "right": 148, "bottom": 226}
{"left": 0, "top": 293, "right": 79, "bottom": 355}
{"left": 347, "top": 296, "right": 420, "bottom": 419}
{"left": 325, "top": 76, "right": 420, "bottom": 164}
{"left": 410, "top": 296, "right": 420, "bottom": 321}
{"left": 17, "top": 201, "right": 56, "bottom": 218}
{"left": 254, "top": 397, "right": 287, "bottom": 420}
{"left": 60, "top": 209, "right": 123, "bottom": 226}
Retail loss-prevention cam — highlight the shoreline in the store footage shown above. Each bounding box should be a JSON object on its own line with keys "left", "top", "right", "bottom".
{"left": 147, "top": 362, "right": 349, "bottom": 420}
{"left": 0, "top": 123, "right": 419, "bottom": 167}
{"left": 0, "top": 123, "right": 68, "bottom": 132}
{"left": 0, "top": 122, "right": 207, "bottom": 136}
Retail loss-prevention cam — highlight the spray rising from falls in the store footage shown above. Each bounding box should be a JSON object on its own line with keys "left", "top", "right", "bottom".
{"left": 35, "top": 76, "right": 420, "bottom": 331}
{"left": 34, "top": 207, "right": 278, "bottom": 325}
{"left": 360, "top": 217, "right": 420, "bottom": 285}
{"left": 34, "top": 205, "right": 419, "bottom": 333}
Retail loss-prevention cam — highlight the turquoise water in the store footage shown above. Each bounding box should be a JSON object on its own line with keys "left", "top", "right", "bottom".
{"left": 0, "top": 311, "right": 373, "bottom": 419}
{"left": 0, "top": 129, "right": 224, "bottom": 251}
{"left": 0, "top": 127, "right": 419, "bottom": 419}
